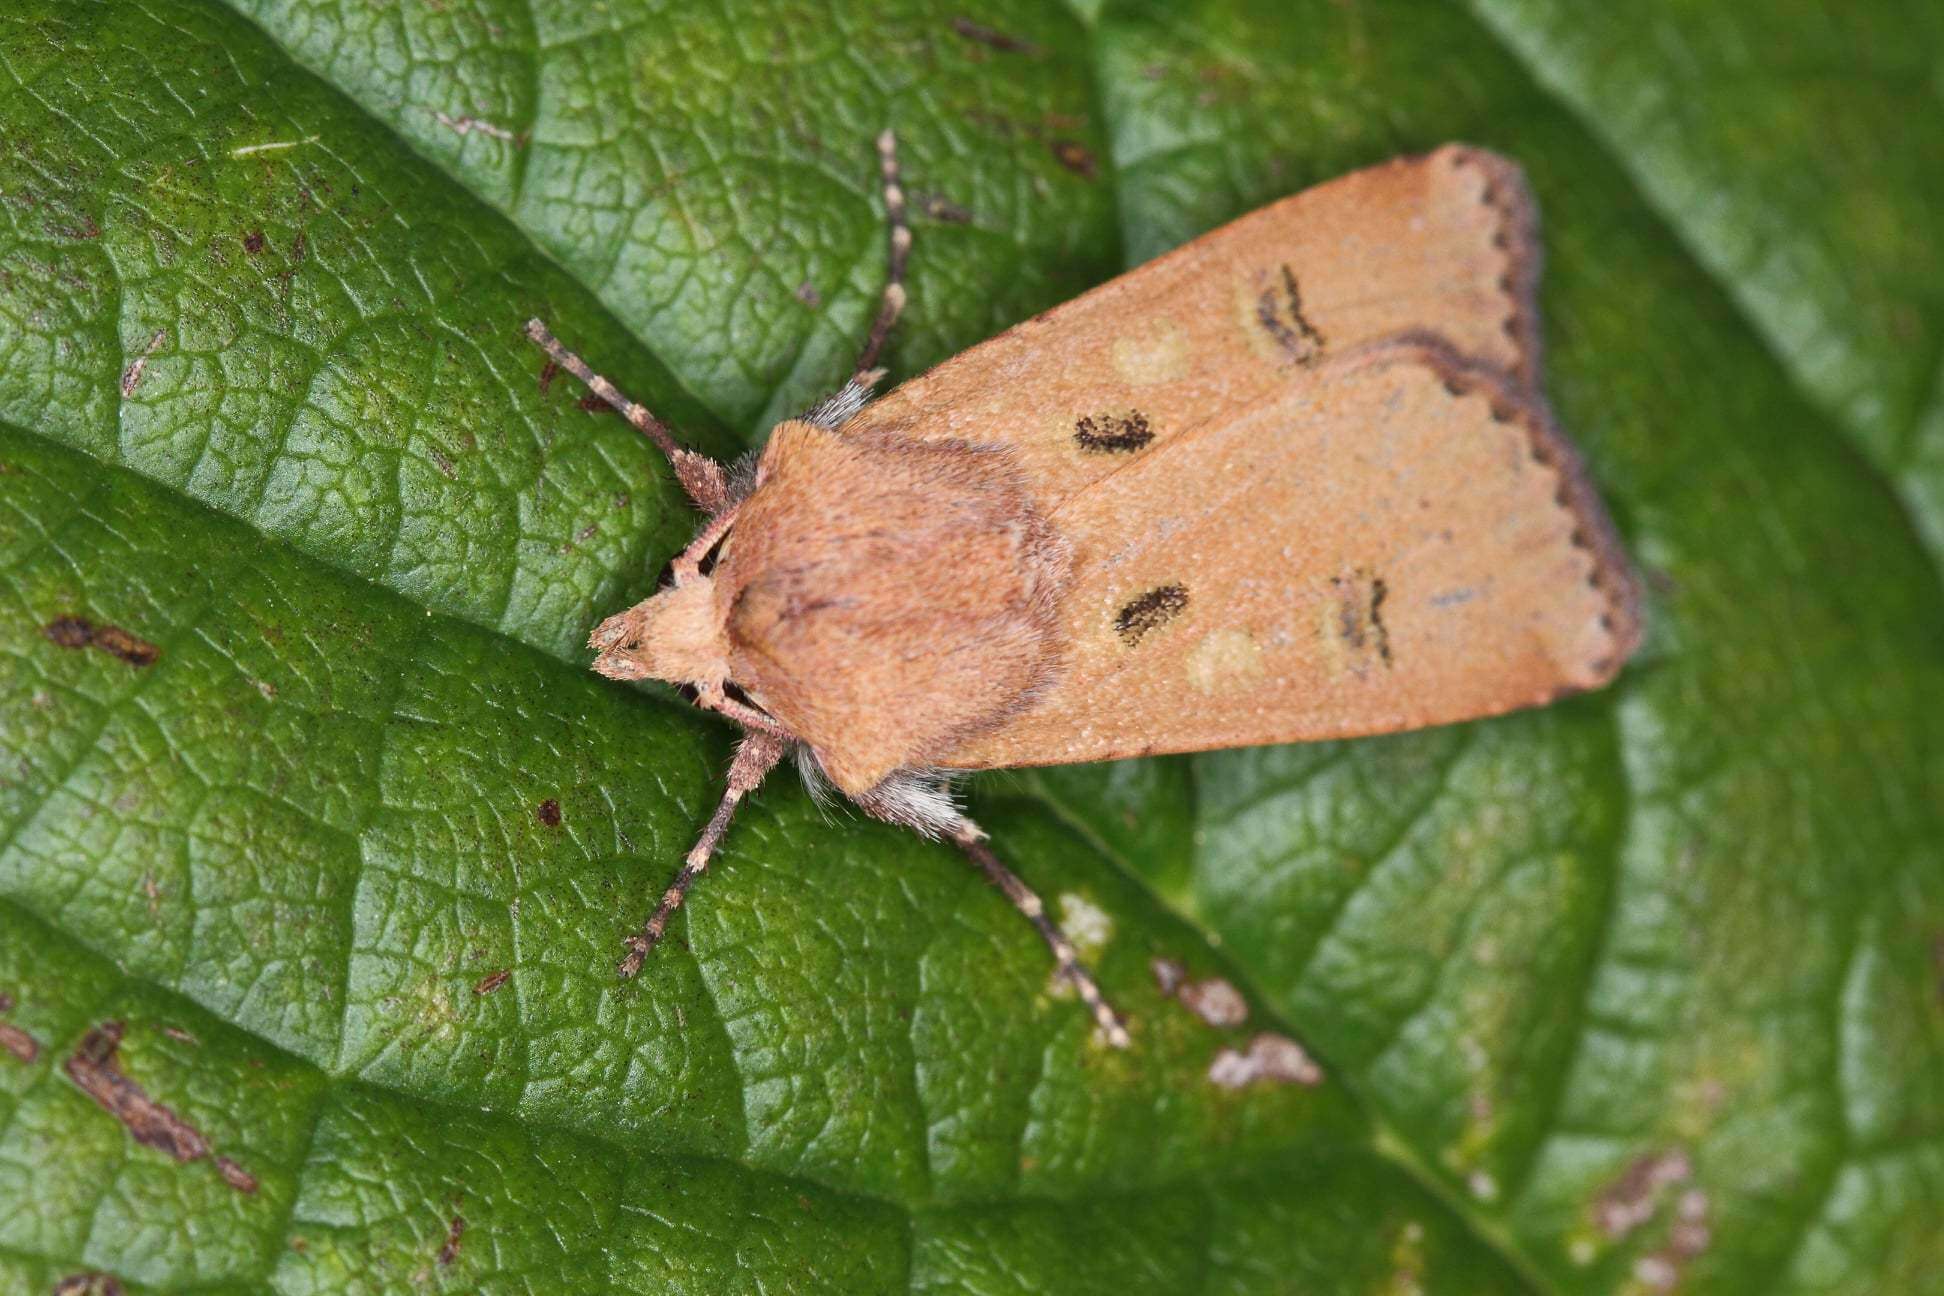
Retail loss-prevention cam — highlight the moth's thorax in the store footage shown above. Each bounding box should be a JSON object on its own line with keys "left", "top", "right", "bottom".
{"left": 589, "top": 576, "right": 730, "bottom": 688}
{"left": 713, "top": 418, "right": 1070, "bottom": 795}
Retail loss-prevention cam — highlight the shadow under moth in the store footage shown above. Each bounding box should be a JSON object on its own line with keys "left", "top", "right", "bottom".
{"left": 527, "top": 132, "right": 1641, "bottom": 1048}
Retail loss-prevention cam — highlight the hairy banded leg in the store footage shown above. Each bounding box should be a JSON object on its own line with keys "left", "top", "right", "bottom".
{"left": 946, "top": 818, "right": 1132, "bottom": 1048}
{"left": 619, "top": 729, "right": 790, "bottom": 978}
{"left": 852, "top": 129, "right": 911, "bottom": 378}
{"left": 524, "top": 318, "right": 730, "bottom": 513}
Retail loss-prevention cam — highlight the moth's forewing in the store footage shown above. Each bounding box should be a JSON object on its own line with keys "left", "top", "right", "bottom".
{"left": 845, "top": 145, "right": 1546, "bottom": 516}
{"left": 936, "top": 342, "right": 1639, "bottom": 770}
{"left": 760, "top": 145, "right": 1637, "bottom": 776}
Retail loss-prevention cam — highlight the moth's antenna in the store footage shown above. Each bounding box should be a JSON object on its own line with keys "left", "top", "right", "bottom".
{"left": 946, "top": 819, "right": 1132, "bottom": 1048}
{"left": 852, "top": 129, "right": 910, "bottom": 379}
{"left": 524, "top": 317, "right": 730, "bottom": 514}
{"left": 618, "top": 730, "right": 789, "bottom": 978}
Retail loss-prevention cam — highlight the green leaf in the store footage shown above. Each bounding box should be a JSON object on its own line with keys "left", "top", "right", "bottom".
{"left": 1, "top": 2, "right": 1938, "bottom": 1294}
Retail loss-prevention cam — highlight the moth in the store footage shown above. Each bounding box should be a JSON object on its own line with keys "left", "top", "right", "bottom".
{"left": 527, "top": 133, "right": 1640, "bottom": 1047}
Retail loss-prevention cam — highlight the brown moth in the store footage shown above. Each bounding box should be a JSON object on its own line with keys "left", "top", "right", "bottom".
{"left": 527, "top": 132, "right": 1641, "bottom": 1048}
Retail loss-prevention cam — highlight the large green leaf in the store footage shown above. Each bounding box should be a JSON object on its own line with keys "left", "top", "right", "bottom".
{"left": 1, "top": 1, "right": 1938, "bottom": 1293}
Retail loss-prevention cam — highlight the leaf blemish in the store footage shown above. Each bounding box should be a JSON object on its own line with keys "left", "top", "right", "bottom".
{"left": 914, "top": 192, "right": 973, "bottom": 224}
{"left": 0, "top": 1021, "right": 38, "bottom": 1064}
{"left": 472, "top": 969, "right": 510, "bottom": 996}
{"left": 1207, "top": 1032, "right": 1322, "bottom": 1088}
{"left": 63, "top": 1022, "right": 257, "bottom": 1193}
{"left": 1150, "top": 958, "right": 1186, "bottom": 995}
{"left": 119, "top": 328, "right": 167, "bottom": 398}
{"left": 438, "top": 1212, "right": 465, "bottom": 1266}
{"left": 1178, "top": 976, "right": 1249, "bottom": 1028}
{"left": 536, "top": 798, "right": 562, "bottom": 828}
{"left": 1050, "top": 139, "right": 1098, "bottom": 180}
{"left": 949, "top": 16, "right": 1044, "bottom": 57}
{"left": 42, "top": 616, "right": 161, "bottom": 668}
{"left": 1057, "top": 893, "right": 1113, "bottom": 957}
{"left": 1152, "top": 957, "right": 1249, "bottom": 1026}
{"left": 1594, "top": 1148, "right": 1691, "bottom": 1240}
{"left": 434, "top": 111, "right": 524, "bottom": 145}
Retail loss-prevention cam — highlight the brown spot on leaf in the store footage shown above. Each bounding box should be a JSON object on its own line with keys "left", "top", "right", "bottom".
{"left": 1050, "top": 139, "right": 1097, "bottom": 180}
{"left": 794, "top": 281, "right": 822, "bottom": 308}
{"left": 216, "top": 1156, "right": 259, "bottom": 1193}
{"left": 0, "top": 1022, "right": 38, "bottom": 1064}
{"left": 434, "top": 112, "right": 524, "bottom": 145}
{"left": 1152, "top": 960, "right": 1250, "bottom": 1027}
{"left": 472, "top": 969, "right": 510, "bottom": 996}
{"left": 1207, "top": 1032, "right": 1322, "bottom": 1088}
{"left": 62, "top": 1022, "right": 257, "bottom": 1193}
{"left": 913, "top": 192, "right": 973, "bottom": 224}
{"left": 1177, "top": 976, "right": 1249, "bottom": 1028}
{"left": 438, "top": 1212, "right": 465, "bottom": 1266}
{"left": 242, "top": 230, "right": 266, "bottom": 254}
{"left": 42, "top": 616, "right": 161, "bottom": 668}
{"left": 538, "top": 358, "right": 559, "bottom": 395}
{"left": 119, "top": 329, "right": 167, "bottom": 398}
{"left": 1150, "top": 957, "right": 1186, "bottom": 995}
{"left": 535, "top": 798, "right": 562, "bottom": 828}
{"left": 1628, "top": 1184, "right": 1713, "bottom": 1290}
{"left": 950, "top": 15, "right": 1043, "bottom": 55}
{"left": 577, "top": 394, "right": 615, "bottom": 415}
{"left": 1595, "top": 1148, "right": 1691, "bottom": 1240}
{"left": 54, "top": 1274, "right": 125, "bottom": 1296}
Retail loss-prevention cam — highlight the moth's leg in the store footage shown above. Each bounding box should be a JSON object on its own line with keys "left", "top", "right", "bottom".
{"left": 693, "top": 680, "right": 794, "bottom": 741}
{"left": 852, "top": 129, "right": 911, "bottom": 379}
{"left": 946, "top": 818, "right": 1132, "bottom": 1049}
{"left": 669, "top": 499, "right": 741, "bottom": 584}
{"left": 619, "top": 728, "right": 790, "bottom": 978}
{"left": 524, "top": 317, "right": 730, "bottom": 514}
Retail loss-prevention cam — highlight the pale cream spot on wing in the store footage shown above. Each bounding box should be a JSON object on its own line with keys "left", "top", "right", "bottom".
{"left": 1185, "top": 627, "right": 1263, "bottom": 695}
{"left": 1110, "top": 317, "right": 1189, "bottom": 385}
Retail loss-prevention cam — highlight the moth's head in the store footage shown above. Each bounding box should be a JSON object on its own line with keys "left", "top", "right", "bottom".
{"left": 589, "top": 576, "right": 730, "bottom": 689}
